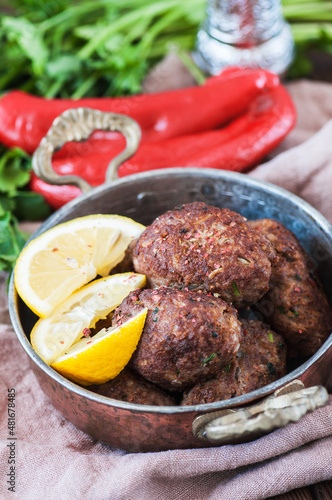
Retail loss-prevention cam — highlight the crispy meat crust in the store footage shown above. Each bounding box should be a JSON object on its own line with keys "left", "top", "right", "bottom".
{"left": 181, "top": 319, "right": 287, "bottom": 405}
{"left": 248, "top": 218, "right": 332, "bottom": 357}
{"left": 132, "top": 202, "right": 276, "bottom": 309}
{"left": 112, "top": 287, "right": 241, "bottom": 392}
{"left": 88, "top": 368, "right": 176, "bottom": 406}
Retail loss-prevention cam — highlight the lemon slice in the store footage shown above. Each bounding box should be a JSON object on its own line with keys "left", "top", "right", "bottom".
{"left": 31, "top": 272, "right": 146, "bottom": 365}
{"left": 51, "top": 308, "right": 148, "bottom": 386}
{"left": 14, "top": 214, "right": 145, "bottom": 317}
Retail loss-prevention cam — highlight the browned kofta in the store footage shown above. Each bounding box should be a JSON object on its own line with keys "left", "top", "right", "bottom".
{"left": 88, "top": 368, "right": 176, "bottom": 406}
{"left": 110, "top": 239, "right": 136, "bottom": 274}
{"left": 181, "top": 319, "right": 287, "bottom": 406}
{"left": 112, "top": 287, "right": 242, "bottom": 392}
{"left": 132, "top": 202, "right": 276, "bottom": 309}
{"left": 248, "top": 218, "right": 332, "bottom": 358}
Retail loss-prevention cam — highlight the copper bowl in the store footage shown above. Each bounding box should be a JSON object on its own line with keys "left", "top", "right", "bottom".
{"left": 8, "top": 110, "right": 332, "bottom": 452}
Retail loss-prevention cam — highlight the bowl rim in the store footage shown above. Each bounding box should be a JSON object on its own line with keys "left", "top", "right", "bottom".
{"left": 8, "top": 167, "right": 332, "bottom": 415}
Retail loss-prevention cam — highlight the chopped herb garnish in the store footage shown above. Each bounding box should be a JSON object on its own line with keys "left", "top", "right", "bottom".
{"left": 295, "top": 274, "right": 302, "bottom": 281}
{"left": 152, "top": 307, "right": 159, "bottom": 314}
{"left": 267, "top": 362, "right": 276, "bottom": 375}
{"left": 153, "top": 317, "right": 158, "bottom": 322}
{"left": 212, "top": 331, "right": 218, "bottom": 338}
{"left": 202, "top": 353, "right": 217, "bottom": 366}
{"left": 290, "top": 308, "right": 299, "bottom": 316}
{"left": 224, "top": 363, "right": 232, "bottom": 373}
{"left": 277, "top": 305, "right": 286, "bottom": 314}
{"left": 278, "top": 341, "right": 285, "bottom": 351}
{"left": 176, "top": 368, "right": 180, "bottom": 375}
{"left": 268, "top": 331, "right": 274, "bottom": 342}
{"left": 231, "top": 281, "right": 241, "bottom": 297}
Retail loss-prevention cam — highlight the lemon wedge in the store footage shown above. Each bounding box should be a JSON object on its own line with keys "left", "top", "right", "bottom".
{"left": 30, "top": 273, "right": 146, "bottom": 365}
{"left": 14, "top": 214, "right": 145, "bottom": 317}
{"left": 51, "top": 308, "right": 148, "bottom": 386}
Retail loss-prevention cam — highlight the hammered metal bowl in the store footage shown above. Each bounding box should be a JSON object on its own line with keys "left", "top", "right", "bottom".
{"left": 9, "top": 168, "right": 332, "bottom": 451}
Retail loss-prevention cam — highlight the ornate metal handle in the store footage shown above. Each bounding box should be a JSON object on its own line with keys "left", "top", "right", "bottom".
{"left": 32, "top": 107, "right": 141, "bottom": 193}
{"left": 192, "top": 380, "right": 329, "bottom": 445}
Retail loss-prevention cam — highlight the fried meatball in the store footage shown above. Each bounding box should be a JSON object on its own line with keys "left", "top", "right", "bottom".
{"left": 110, "top": 239, "right": 136, "bottom": 274}
{"left": 181, "top": 319, "right": 287, "bottom": 406}
{"left": 248, "top": 219, "right": 332, "bottom": 357}
{"left": 132, "top": 202, "right": 276, "bottom": 308}
{"left": 112, "top": 287, "right": 241, "bottom": 392}
{"left": 88, "top": 368, "right": 176, "bottom": 406}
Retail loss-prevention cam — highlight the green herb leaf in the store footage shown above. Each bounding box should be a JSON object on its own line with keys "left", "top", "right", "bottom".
{"left": 2, "top": 16, "right": 49, "bottom": 76}
{"left": 202, "top": 353, "right": 217, "bottom": 366}
{"left": 0, "top": 0, "right": 205, "bottom": 97}
{"left": 46, "top": 55, "right": 82, "bottom": 80}
{"left": 13, "top": 191, "right": 51, "bottom": 221}
{"left": 224, "top": 363, "right": 232, "bottom": 373}
{"left": 231, "top": 281, "right": 241, "bottom": 297}
{"left": 0, "top": 146, "right": 31, "bottom": 196}
{"left": 268, "top": 331, "right": 274, "bottom": 342}
{"left": 267, "top": 362, "right": 276, "bottom": 376}
{"left": 0, "top": 145, "right": 51, "bottom": 274}
{"left": 0, "top": 203, "right": 28, "bottom": 273}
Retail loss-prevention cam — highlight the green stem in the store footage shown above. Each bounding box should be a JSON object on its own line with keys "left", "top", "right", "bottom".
{"left": 283, "top": 4, "right": 332, "bottom": 17}
{"left": 148, "top": 35, "right": 196, "bottom": 59}
{"left": 77, "top": 0, "right": 189, "bottom": 60}
{"left": 38, "top": 1, "right": 110, "bottom": 32}
{"left": 71, "top": 73, "right": 98, "bottom": 99}
{"left": 291, "top": 22, "right": 332, "bottom": 42}
{"left": 0, "top": 61, "right": 23, "bottom": 90}
{"left": 44, "top": 78, "right": 65, "bottom": 98}
{"left": 283, "top": 0, "right": 331, "bottom": 4}
{"left": 174, "top": 47, "right": 207, "bottom": 85}
{"left": 138, "top": 7, "right": 188, "bottom": 55}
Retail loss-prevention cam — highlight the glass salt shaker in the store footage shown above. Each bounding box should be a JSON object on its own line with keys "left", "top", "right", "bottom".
{"left": 193, "top": 0, "right": 294, "bottom": 76}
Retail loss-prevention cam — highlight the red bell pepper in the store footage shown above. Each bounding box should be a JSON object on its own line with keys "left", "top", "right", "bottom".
{"left": 119, "top": 84, "right": 296, "bottom": 175}
{"left": 0, "top": 67, "right": 278, "bottom": 154}
{"left": 30, "top": 83, "right": 296, "bottom": 210}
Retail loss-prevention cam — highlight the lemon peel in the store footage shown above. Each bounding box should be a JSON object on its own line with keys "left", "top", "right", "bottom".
{"left": 51, "top": 308, "right": 148, "bottom": 386}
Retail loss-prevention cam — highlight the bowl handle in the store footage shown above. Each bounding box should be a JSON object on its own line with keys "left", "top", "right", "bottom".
{"left": 192, "top": 380, "right": 328, "bottom": 445}
{"left": 32, "top": 107, "right": 141, "bottom": 192}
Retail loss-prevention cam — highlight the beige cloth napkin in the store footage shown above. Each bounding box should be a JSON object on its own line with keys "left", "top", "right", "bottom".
{"left": 1, "top": 65, "right": 332, "bottom": 499}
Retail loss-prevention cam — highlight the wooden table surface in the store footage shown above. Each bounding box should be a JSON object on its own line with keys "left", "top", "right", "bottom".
{"left": 271, "top": 480, "right": 332, "bottom": 500}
